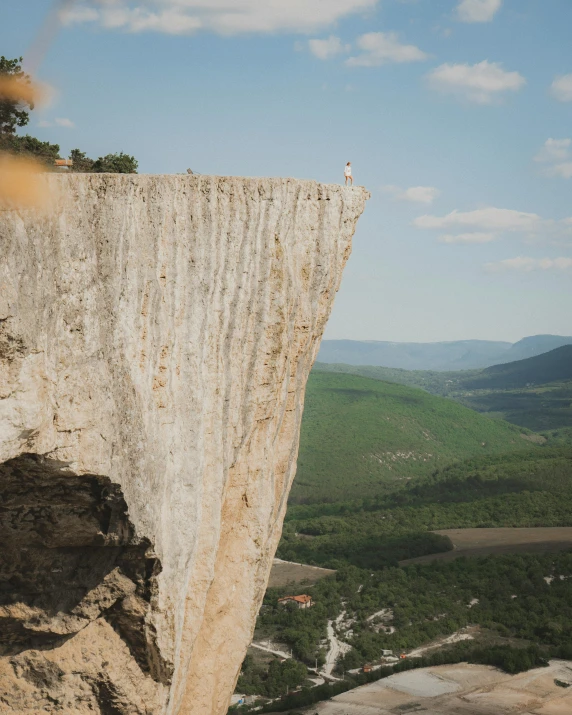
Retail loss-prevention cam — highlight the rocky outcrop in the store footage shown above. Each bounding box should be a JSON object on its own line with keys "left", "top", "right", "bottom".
{"left": 0, "top": 174, "right": 368, "bottom": 713}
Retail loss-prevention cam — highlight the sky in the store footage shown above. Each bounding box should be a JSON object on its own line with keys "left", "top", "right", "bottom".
{"left": 2, "top": 0, "right": 571, "bottom": 343}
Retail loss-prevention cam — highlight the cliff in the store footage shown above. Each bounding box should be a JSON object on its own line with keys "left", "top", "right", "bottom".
{"left": 0, "top": 174, "right": 368, "bottom": 714}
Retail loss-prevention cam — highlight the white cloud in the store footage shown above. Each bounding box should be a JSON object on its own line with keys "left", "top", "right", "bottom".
{"left": 535, "top": 138, "right": 571, "bottom": 163}
{"left": 416, "top": 206, "right": 572, "bottom": 247}
{"left": 550, "top": 74, "right": 572, "bottom": 102}
{"left": 548, "top": 163, "right": 572, "bottom": 179}
{"left": 37, "top": 117, "right": 75, "bottom": 128}
{"left": 414, "top": 207, "right": 541, "bottom": 232}
{"left": 486, "top": 256, "right": 572, "bottom": 272}
{"left": 309, "top": 36, "right": 350, "bottom": 60}
{"left": 456, "top": 0, "right": 502, "bottom": 23}
{"left": 426, "top": 60, "right": 525, "bottom": 104}
{"left": 439, "top": 232, "right": 496, "bottom": 244}
{"left": 346, "top": 32, "right": 428, "bottom": 67}
{"left": 534, "top": 139, "right": 572, "bottom": 179}
{"left": 400, "top": 186, "right": 441, "bottom": 204}
{"left": 60, "top": 0, "right": 379, "bottom": 35}
{"left": 382, "top": 185, "right": 440, "bottom": 204}
{"left": 55, "top": 117, "right": 75, "bottom": 128}
{"left": 60, "top": 5, "right": 99, "bottom": 24}
{"left": 125, "top": 9, "right": 202, "bottom": 34}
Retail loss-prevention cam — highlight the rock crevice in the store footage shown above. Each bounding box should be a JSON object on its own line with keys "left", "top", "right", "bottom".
{"left": 0, "top": 175, "right": 368, "bottom": 713}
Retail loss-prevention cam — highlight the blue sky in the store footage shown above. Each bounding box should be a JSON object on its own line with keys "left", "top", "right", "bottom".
{"left": 3, "top": 0, "right": 571, "bottom": 342}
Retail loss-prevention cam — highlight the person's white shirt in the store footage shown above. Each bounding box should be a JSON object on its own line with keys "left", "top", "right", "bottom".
{"left": 344, "top": 164, "right": 352, "bottom": 177}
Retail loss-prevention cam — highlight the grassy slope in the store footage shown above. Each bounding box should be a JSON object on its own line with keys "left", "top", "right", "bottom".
{"left": 313, "top": 361, "right": 468, "bottom": 393}
{"left": 291, "top": 372, "right": 531, "bottom": 504}
{"left": 314, "top": 347, "right": 572, "bottom": 434}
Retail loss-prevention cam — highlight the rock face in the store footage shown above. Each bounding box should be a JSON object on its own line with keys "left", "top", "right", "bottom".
{"left": 0, "top": 174, "right": 368, "bottom": 713}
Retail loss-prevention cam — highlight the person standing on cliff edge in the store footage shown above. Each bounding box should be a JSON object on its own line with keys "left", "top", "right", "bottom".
{"left": 344, "top": 162, "right": 353, "bottom": 186}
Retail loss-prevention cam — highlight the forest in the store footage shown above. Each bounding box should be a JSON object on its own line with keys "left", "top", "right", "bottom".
{"left": 279, "top": 448, "right": 572, "bottom": 569}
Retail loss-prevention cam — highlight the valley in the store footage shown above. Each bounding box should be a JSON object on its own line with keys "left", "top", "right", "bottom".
{"left": 231, "top": 343, "right": 572, "bottom": 713}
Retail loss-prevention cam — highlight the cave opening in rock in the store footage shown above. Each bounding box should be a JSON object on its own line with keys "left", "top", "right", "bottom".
{"left": 0, "top": 454, "right": 169, "bottom": 684}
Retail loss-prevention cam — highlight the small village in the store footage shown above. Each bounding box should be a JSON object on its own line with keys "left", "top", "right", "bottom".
{"left": 231, "top": 589, "right": 408, "bottom": 710}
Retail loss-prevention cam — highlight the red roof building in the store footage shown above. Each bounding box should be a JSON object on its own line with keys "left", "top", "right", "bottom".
{"left": 277, "top": 595, "right": 314, "bottom": 609}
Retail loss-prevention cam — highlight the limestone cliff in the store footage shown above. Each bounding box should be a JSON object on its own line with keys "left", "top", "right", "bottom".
{"left": 0, "top": 174, "right": 368, "bottom": 713}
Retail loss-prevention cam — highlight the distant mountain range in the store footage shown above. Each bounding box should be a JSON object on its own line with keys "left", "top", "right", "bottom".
{"left": 317, "top": 334, "right": 572, "bottom": 371}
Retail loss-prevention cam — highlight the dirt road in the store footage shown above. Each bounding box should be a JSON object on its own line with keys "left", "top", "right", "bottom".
{"left": 250, "top": 642, "right": 291, "bottom": 660}
{"left": 321, "top": 612, "right": 352, "bottom": 678}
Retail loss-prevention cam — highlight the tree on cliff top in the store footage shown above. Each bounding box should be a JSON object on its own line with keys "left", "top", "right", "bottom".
{"left": 0, "top": 56, "right": 33, "bottom": 134}
{"left": 0, "top": 133, "right": 60, "bottom": 165}
{"left": 92, "top": 152, "right": 138, "bottom": 174}
{"left": 69, "top": 149, "right": 138, "bottom": 174}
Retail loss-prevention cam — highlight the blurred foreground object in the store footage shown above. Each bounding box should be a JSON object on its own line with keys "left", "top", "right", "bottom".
{"left": 0, "top": 153, "right": 50, "bottom": 209}
{"left": 0, "top": 55, "right": 53, "bottom": 208}
{"left": 0, "top": 133, "right": 61, "bottom": 166}
{"left": 0, "top": 56, "right": 42, "bottom": 135}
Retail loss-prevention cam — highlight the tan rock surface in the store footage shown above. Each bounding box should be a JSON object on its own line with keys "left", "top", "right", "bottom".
{"left": 0, "top": 174, "right": 368, "bottom": 713}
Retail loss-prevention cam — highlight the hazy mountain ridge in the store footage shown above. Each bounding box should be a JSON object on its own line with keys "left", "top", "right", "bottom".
{"left": 318, "top": 335, "right": 572, "bottom": 371}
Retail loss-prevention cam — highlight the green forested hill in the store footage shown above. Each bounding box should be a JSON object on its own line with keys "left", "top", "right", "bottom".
{"left": 314, "top": 347, "right": 572, "bottom": 433}
{"left": 464, "top": 345, "right": 572, "bottom": 390}
{"left": 291, "top": 372, "right": 533, "bottom": 504}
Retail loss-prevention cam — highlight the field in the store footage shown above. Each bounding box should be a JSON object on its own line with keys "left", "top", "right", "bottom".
{"left": 268, "top": 559, "right": 335, "bottom": 588}
{"left": 291, "top": 371, "right": 532, "bottom": 504}
{"left": 305, "top": 661, "right": 572, "bottom": 714}
{"left": 401, "top": 527, "right": 572, "bottom": 565}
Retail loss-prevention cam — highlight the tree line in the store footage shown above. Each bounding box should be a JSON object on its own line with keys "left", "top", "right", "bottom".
{"left": 1, "top": 55, "right": 138, "bottom": 173}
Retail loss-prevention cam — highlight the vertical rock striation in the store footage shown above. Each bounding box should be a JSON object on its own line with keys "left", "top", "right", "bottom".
{"left": 0, "top": 174, "right": 368, "bottom": 713}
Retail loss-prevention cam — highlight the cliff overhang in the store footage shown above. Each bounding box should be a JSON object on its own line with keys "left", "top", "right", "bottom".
{"left": 0, "top": 174, "right": 368, "bottom": 713}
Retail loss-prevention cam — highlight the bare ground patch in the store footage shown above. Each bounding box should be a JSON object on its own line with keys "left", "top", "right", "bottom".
{"left": 306, "top": 661, "right": 572, "bottom": 714}
{"left": 268, "top": 558, "right": 335, "bottom": 588}
{"left": 400, "top": 527, "right": 572, "bottom": 566}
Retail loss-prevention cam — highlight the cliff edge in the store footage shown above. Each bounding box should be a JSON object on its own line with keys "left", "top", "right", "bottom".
{"left": 0, "top": 174, "right": 368, "bottom": 713}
